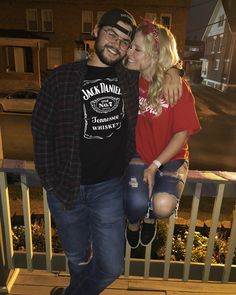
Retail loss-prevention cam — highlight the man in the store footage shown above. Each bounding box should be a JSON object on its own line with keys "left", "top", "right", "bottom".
{"left": 32, "top": 8, "right": 181, "bottom": 295}
{"left": 32, "top": 8, "right": 138, "bottom": 295}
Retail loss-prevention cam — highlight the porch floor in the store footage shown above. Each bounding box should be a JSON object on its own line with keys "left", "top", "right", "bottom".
{"left": 8, "top": 269, "right": 236, "bottom": 295}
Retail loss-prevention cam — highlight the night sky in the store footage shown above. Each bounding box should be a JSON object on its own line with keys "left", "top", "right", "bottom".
{"left": 187, "top": 0, "right": 218, "bottom": 41}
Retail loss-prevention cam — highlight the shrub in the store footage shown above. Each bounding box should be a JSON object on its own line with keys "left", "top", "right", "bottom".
{"left": 189, "top": 64, "right": 203, "bottom": 83}
{"left": 11, "top": 220, "right": 236, "bottom": 265}
{"left": 12, "top": 220, "right": 62, "bottom": 252}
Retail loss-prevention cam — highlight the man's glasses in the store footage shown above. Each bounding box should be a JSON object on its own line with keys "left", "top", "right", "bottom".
{"left": 103, "top": 28, "right": 131, "bottom": 50}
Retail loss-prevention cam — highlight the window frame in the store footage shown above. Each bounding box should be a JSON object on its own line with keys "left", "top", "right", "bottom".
{"left": 218, "top": 14, "right": 224, "bottom": 27}
{"left": 160, "top": 13, "right": 172, "bottom": 29}
{"left": 82, "top": 10, "right": 93, "bottom": 34}
{"left": 214, "top": 58, "right": 220, "bottom": 71}
{"left": 97, "top": 11, "right": 105, "bottom": 23}
{"left": 223, "top": 58, "right": 230, "bottom": 76}
{"left": 41, "top": 9, "right": 54, "bottom": 32}
{"left": 201, "top": 59, "right": 208, "bottom": 78}
{"left": 47, "top": 47, "right": 62, "bottom": 70}
{"left": 211, "top": 36, "right": 217, "bottom": 54}
{"left": 5, "top": 46, "right": 34, "bottom": 73}
{"left": 26, "top": 8, "right": 38, "bottom": 32}
{"left": 218, "top": 34, "right": 223, "bottom": 53}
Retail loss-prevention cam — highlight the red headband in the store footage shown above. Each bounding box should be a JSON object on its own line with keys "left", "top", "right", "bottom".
{"left": 140, "top": 18, "right": 160, "bottom": 49}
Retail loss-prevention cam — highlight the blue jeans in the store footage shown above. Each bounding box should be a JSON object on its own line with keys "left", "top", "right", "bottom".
{"left": 124, "top": 159, "right": 189, "bottom": 223}
{"left": 47, "top": 177, "right": 125, "bottom": 295}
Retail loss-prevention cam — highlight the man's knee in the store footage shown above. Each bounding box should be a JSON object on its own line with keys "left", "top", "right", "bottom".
{"left": 66, "top": 244, "right": 93, "bottom": 269}
{"left": 98, "top": 257, "right": 123, "bottom": 278}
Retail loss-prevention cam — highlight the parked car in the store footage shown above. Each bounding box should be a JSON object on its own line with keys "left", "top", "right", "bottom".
{"left": 0, "top": 89, "right": 39, "bottom": 113}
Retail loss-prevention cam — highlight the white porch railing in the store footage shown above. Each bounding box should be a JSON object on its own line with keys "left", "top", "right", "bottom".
{"left": 0, "top": 158, "right": 236, "bottom": 293}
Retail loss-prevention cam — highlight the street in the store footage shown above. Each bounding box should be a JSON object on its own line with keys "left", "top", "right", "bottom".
{"left": 0, "top": 83, "right": 236, "bottom": 172}
{"left": 189, "top": 83, "right": 236, "bottom": 172}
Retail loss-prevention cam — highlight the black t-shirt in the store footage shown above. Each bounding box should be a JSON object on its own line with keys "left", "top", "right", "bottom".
{"left": 80, "top": 65, "right": 127, "bottom": 184}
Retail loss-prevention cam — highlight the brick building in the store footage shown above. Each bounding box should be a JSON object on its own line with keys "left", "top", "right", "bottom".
{"left": 0, "top": 0, "right": 191, "bottom": 90}
{"left": 201, "top": 0, "right": 236, "bottom": 92}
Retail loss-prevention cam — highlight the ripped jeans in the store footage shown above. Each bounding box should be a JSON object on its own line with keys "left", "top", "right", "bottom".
{"left": 47, "top": 177, "right": 125, "bottom": 295}
{"left": 124, "top": 159, "right": 189, "bottom": 224}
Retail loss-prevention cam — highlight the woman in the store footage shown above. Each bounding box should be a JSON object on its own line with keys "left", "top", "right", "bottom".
{"left": 124, "top": 20, "right": 201, "bottom": 248}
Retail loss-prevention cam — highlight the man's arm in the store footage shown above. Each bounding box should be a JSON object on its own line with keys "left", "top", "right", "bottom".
{"left": 31, "top": 74, "right": 57, "bottom": 190}
{"left": 163, "top": 66, "right": 184, "bottom": 106}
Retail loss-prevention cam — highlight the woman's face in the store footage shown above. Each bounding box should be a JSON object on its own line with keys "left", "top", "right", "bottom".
{"left": 126, "top": 31, "right": 153, "bottom": 79}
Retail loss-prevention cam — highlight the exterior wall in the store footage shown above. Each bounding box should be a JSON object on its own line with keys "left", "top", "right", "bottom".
{"left": 207, "top": 4, "right": 225, "bottom": 37}
{"left": 202, "top": 4, "right": 226, "bottom": 90}
{"left": 227, "top": 35, "right": 236, "bottom": 89}
{"left": 0, "top": 0, "right": 190, "bottom": 64}
{"left": 202, "top": 23, "right": 235, "bottom": 92}
{"left": 201, "top": 0, "right": 236, "bottom": 92}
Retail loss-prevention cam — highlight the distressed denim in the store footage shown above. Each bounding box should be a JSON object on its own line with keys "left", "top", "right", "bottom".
{"left": 124, "top": 159, "right": 189, "bottom": 223}
{"left": 47, "top": 177, "right": 125, "bottom": 295}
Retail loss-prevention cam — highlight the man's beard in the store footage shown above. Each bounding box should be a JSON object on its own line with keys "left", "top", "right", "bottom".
{"left": 95, "top": 40, "right": 123, "bottom": 66}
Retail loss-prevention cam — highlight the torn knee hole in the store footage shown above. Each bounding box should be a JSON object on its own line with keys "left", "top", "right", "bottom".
{"left": 128, "top": 177, "right": 138, "bottom": 188}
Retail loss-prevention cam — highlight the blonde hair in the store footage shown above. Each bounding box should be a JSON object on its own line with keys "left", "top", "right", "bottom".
{"left": 137, "top": 22, "right": 180, "bottom": 115}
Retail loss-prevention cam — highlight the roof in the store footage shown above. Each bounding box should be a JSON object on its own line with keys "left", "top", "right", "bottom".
{"left": 202, "top": 0, "right": 236, "bottom": 40}
{"left": 222, "top": 0, "right": 236, "bottom": 32}
{"left": 0, "top": 29, "right": 48, "bottom": 40}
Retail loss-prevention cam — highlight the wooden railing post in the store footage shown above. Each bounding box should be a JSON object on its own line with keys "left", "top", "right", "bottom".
{"left": 0, "top": 127, "right": 3, "bottom": 160}
{"left": 0, "top": 127, "right": 9, "bottom": 293}
{"left": 0, "top": 128, "right": 19, "bottom": 294}
{"left": 0, "top": 195, "right": 19, "bottom": 294}
{"left": 0, "top": 126, "right": 10, "bottom": 293}
{"left": 0, "top": 210, "right": 10, "bottom": 293}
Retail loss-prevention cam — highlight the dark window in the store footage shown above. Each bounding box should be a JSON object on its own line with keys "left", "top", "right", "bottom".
{"left": 6, "top": 47, "right": 33, "bottom": 73}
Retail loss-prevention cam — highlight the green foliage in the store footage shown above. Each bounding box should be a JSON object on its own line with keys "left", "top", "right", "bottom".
{"left": 152, "top": 221, "right": 168, "bottom": 259}
{"left": 171, "top": 233, "right": 186, "bottom": 261}
{"left": 11, "top": 220, "right": 236, "bottom": 265}
{"left": 12, "top": 220, "right": 62, "bottom": 253}
{"left": 186, "top": 231, "right": 208, "bottom": 262}
{"left": 189, "top": 64, "right": 203, "bottom": 84}
{"left": 169, "top": 228, "right": 235, "bottom": 264}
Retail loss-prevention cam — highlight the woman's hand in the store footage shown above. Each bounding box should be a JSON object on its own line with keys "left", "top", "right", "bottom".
{"left": 143, "top": 163, "right": 158, "bottom": 198}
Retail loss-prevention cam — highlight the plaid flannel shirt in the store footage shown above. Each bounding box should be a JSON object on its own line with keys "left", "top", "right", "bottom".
{"left": 31, "top": 60, "right": 139, "bottom": 208}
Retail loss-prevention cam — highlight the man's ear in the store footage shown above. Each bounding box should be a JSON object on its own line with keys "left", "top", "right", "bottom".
{"left": 92, "top": 24, "right": 99, "bottom": 38}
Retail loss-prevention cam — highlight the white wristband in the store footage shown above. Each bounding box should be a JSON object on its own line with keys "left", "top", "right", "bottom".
{"left": 152, "top": 159, "right": 162, "bottom": 169}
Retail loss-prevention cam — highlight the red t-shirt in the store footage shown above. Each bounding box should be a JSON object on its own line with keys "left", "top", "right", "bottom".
{"left": 136, "top": 77, "right": 201, "bottom": 165}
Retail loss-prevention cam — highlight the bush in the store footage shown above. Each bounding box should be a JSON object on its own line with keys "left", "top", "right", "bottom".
{"left": 11, "top": 220, "right": 236, "bottom": 265}
{"left": 189, "top": 64, "right": 203, "bottom": 84}
{"left": 12, "top": 220, "right": 62, "bottom": 253}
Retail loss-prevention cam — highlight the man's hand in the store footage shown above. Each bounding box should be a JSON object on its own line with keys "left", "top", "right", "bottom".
{"left": 163, "top": 68, "right": 182, "bottom": 106}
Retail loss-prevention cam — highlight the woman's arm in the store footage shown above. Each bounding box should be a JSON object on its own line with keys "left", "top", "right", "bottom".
{"left": 143, "top": 130, "right": 188, "bottom": 197}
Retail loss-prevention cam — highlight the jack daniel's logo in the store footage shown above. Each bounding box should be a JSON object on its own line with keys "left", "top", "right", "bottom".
{"left": 90, "top": 97, "right": 120, "bottom": 113}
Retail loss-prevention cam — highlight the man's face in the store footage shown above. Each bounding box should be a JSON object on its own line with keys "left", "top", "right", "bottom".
{"left": 94, "top": 21, "right": 132, "bottom": 66}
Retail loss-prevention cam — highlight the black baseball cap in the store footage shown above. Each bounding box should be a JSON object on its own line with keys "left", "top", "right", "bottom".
{"left": 98, "top": 8, "right": 137, "bottom": 40}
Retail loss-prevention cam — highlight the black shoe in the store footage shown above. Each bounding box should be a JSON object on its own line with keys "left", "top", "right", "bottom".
{"left": 140, "top": 222, "right": 157, "bottom": 246}
{"left": 50, "top": 287, "right": 65, "bottom": 295}
{"left": 125, "top": 226, "right": 140, "bottom": 249}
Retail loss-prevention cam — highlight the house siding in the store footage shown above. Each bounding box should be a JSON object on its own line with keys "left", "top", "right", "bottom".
{"left": 228, "top": 37, "right": 236, "bottom": 87}
{"left": 0, "top": 0, "right": 190, "bottom": 64}
{"left": 201, "top": 0, "right": 236, "bottom": 92}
